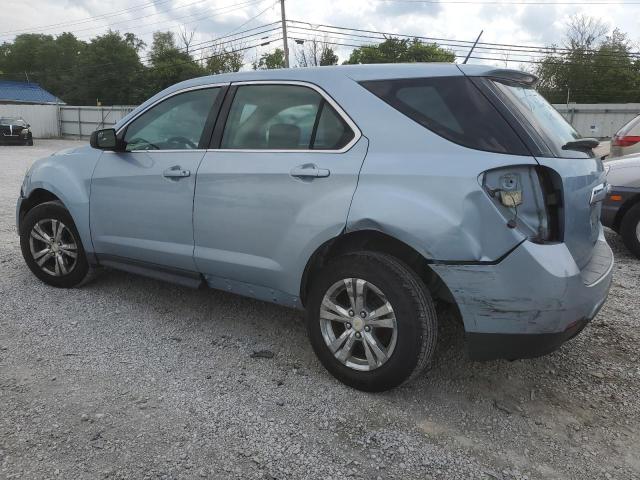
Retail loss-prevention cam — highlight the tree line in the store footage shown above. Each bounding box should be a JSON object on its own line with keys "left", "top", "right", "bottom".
{"left": 0, "top": 15, "right": 638, "bottom": 106}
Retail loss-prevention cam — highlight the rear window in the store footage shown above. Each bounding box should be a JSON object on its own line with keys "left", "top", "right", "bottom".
{"left": 616, "top": 114, "right": 640, "bottom": 137}
{"left": 360, "top": 76, "right": 529, "bottom": 156}
{"left": 491, "top": 80, "right": 590, "bottom": 159}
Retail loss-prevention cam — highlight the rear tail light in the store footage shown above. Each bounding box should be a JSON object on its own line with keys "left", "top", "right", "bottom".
{"left": 482, "top": 166, "right": 562, "bottom": 243}
{"left": 612, "top": 135, "right": 640, "bottom": 147}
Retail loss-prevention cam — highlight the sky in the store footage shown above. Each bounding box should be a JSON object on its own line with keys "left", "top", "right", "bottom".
{"left": 1, "top": 0, "right": 639, "bottom": 69}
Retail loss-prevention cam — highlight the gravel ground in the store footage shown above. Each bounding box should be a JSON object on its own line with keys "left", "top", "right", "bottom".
{"left": 1, "top": 139, "right": 639, "bottom": 480}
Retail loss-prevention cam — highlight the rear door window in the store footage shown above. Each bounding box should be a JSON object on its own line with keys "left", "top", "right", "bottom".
{"left": 360, "top": 76, "right": 529, "bottom": 156}
{"left": 220, "top": 84, "right": 355, "bottom": 150}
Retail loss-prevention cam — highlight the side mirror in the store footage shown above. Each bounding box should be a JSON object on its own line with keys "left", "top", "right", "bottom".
{"left": 90, "top": 128, "right": 119, "bottom": 150}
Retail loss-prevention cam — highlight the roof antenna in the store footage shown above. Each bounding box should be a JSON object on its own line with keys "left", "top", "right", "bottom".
{"left": 463, "top": 30, "right": 484, "bottom": 64}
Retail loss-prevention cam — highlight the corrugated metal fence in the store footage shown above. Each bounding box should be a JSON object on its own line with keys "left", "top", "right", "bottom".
{"left": 0, "top": 104, "right": 59, "bottom": 138}
{"left": 59, "top": 106, "right": 136, "bottom": 138}
{"left": 2, "top": 103, "right": 639, "bottom": 140}
{"left": 553, "top": 103, "right": 640, "bottom": 138}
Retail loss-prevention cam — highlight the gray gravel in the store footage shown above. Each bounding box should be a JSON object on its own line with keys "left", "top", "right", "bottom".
{"left": 1, "top": 140, "right": 639, "bottom": 480}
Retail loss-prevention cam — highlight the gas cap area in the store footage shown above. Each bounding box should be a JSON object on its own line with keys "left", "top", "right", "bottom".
{"left": 481, "top": 166, "right": 552, "bottom": 243}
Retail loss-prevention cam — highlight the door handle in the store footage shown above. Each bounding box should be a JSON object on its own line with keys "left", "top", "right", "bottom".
{"left": 163, "top": 166, "right": 191, "bottom": 178}
{"left": 290, "top": 164, "right": 330, "bottom": 179}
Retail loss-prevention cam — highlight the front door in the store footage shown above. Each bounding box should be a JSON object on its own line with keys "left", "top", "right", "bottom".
{"left": 193, "top": 82, "right": 367, "bottom": 300}
{"left": 90, "top": 86, "right": 224, "bottom": 271}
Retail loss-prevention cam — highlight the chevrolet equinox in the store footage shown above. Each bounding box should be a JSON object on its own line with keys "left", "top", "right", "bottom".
{"left": 17, "top": 64, "right": 613, "bottom": 391}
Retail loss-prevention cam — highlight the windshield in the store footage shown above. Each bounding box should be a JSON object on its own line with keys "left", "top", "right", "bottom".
{"left": 492, "top": 80, "right": 590, "bottom": 159}
{"left": 0, "top": 117, "right": 26, "bottom": 126}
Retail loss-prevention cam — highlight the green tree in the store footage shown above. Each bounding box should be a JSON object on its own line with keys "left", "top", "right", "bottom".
{"left": 319, "top": 47, "right": 338, "bottom": 66}
{"left": 147, "top": 31, "right": 205, "bottom": 93}
{"left": 295, "top": 39, "right": 338, "bottom": 67}
{"left": 205, "top": 43, "right": 244, "bottom": 74}
{"left": 344, "top": 37, "right": 455, "bottom": 64}
{"left": 253, "top": 48, "right": 285, "bottom": 69}
{"left": 535, "top": 16, "right": 640, "bottom": 103}
{"left": 73, "top": 31, "right": 146, "bottom": 105}
{"left": 0, "top": 33, "right": 86, "bottom": 100}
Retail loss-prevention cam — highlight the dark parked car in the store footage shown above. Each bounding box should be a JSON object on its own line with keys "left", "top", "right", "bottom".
{"left": 602, "top": 154, "right": 640, "bottom": 257}
{"left": 0, "top": 116, "right": 33, "bottom": 145}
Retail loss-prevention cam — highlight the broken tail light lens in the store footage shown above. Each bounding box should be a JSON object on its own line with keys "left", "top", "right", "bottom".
{"left": 482, "top": 166, "right": 562, "bottom": 243}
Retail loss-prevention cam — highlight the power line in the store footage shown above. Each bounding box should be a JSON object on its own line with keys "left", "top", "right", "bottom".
{"left": 371, "top": 0, "right": 640, "bottom": 4}
{"left": 287, "top": 26, "right": 640, "bottom": 68}
{"left": 287, "top": 32, "right": 640, "bottom": 70}
{"left": 287, "top": 24, "right": 640, "bottom": 61}
{"left": 0, "top": 24, "right": 282, "bottom": 77}
{"left": 0, "top": 0, "right": 174, "bottom": 36}
{"left": 0, "top": 0, "right": 263, "bottom": 41}
{"left": 287, "top": 19, "right": 640, "bottom": 57}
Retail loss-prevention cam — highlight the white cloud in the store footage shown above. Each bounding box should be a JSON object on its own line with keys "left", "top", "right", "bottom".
{"left": 1, "top": 0, "right": 639, "bottom": 69}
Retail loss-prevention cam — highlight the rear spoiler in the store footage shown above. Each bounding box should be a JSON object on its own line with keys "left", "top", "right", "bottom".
{"left": 483, "top": 69, "right": 538, "bottom": 87}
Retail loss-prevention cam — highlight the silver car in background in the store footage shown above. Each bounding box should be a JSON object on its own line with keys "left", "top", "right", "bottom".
{"left": 602, "top": 153, "right": 640, "bottom": 257}
{"left": 610, "top": 114, "right": 640, "bottom": 158}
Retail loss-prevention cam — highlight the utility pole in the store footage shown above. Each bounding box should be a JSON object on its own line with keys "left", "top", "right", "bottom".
{"left": 280, "top": 0, "right": 290, "bottom": 68}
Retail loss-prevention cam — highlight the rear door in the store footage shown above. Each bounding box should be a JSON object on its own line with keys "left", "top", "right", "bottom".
{"left": 490, "top": 79, "right": 606, "bottom": 269}
{"left": 193, "top": 81, "right": 366, "bottom": 299}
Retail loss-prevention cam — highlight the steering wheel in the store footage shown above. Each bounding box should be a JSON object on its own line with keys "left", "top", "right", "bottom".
{"left": 166, "top": 136, "right": 198, "bottom": 149}
{"left": 127, "top": 137, "right": 159, "bottom": 150}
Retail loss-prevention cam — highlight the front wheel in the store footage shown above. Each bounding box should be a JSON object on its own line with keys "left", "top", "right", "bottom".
{"left": 306, "top": 252, "right": 437, "bottom": 392}
{"left": 20, "top": 201, "right": 90, "bottom": 287}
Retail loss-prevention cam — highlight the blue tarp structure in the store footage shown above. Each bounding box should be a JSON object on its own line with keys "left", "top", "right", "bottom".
{"left": 0, "top": 80, "right": 64, "bottom": 104}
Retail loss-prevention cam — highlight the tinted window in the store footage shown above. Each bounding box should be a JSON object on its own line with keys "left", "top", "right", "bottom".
{"left": 124, "top": 88, "right": 220, "bottom": 151}
{"left": 313, "top": 103, "right": 355, "bottom": 150}
{"left": 221, "top": 84, "right": 354, "bottom": 150}
{"left": 361, "top": 77, "right": 529, "bottom": 155}
{"left": 492, "top": 80, "right": 589, "bottom": 159}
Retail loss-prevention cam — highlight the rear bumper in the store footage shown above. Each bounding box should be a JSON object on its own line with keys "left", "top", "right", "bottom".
{"left": 466, "top": 316, "right": 594, "bottom": 361}
{"left": 432, "top": 230, "right": 613, "bottom": 360}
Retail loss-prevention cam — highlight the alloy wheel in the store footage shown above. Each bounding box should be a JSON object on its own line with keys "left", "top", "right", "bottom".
{"left": 29, "top": 219, "right": 78, "bottom": 277}
{"left": 319, "top": 278, "right": 398, "bottom": 371}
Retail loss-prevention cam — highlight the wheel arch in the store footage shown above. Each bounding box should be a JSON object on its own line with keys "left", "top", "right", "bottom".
{"left": 18, "top": 188, "right": 64, "bottom": 233}
{"left": 299, "top": 229, "right": 457, "bottom": 310}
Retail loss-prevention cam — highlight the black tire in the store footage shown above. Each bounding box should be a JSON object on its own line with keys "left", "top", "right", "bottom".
{"left": 20, "top": 201, "right": 90, "bottom": 288}
{"left": 27, "top": 139, "right": 34, "bottom": 146}
{"left": 620, "top": 203, "right": 640, "bottom": 259}
{"left": 306, "top": 251, "right": 437, "bottom": 392}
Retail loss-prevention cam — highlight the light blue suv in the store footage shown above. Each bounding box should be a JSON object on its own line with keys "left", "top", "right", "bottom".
{"left": 17, "top": 64, "right": 613, "bottom": 391}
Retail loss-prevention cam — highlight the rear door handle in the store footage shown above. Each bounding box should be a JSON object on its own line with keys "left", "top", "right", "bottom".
{"left": 290, "top": 164, "right": 330, "bottom": 179}
{"left": 163, "top": 166, "right": 191, "bottom": 178}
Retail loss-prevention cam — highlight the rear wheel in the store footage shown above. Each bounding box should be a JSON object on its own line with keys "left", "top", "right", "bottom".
{"left": 306, "top": 251, "right": 437, "bottom": 392}
{"left": 20, "top": 201, "right": 90, "bottom": 287}
{"left": 620, "top": 202, "right": 640, "bottom": 259}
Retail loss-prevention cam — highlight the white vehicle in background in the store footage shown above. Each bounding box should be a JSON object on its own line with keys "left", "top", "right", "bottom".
{"left": 610, "top": 114, "right": 640, "bottom": 158}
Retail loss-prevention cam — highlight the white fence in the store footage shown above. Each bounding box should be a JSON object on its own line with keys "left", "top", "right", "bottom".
{"left": 59, "top": 106, "right": 136, "bottom": 138}
{"left": 0, "top": 104, "right": 59, "bottom": 138}
{"left": 553, "top": 103, "right": 640, "bottom": 139}
{"left": 2, "top": 103, "right": 640, "bottom": 140}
